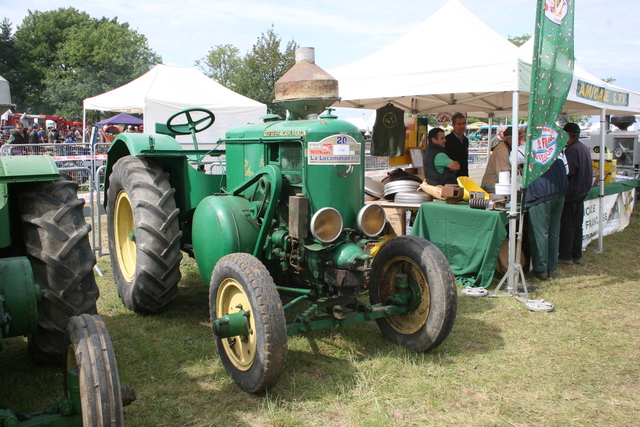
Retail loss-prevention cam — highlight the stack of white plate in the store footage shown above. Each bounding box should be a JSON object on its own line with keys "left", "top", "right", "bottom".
{"left": 383, "top": 180, "right": 421, "bottom": 199}
{"left": 364, "top": 177, "right": 385, "bottom": 199}
{"left": 394, "top": 191, "right": 431, "bottom": 204}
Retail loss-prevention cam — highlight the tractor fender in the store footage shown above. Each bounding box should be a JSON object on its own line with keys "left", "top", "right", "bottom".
{"left": 192, "top": 195, "right": 260, "bottom": 285}
{"left": 103, "top": 133, "right": 183, "bottom": 206}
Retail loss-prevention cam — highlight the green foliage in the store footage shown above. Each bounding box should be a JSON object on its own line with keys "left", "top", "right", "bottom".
{"left": 198, "top": 27, "right": 297, "bottom": 117}
{"left": 195, "top": 44, "right": 242, "bottom": 88}
{"left": 7, "top": 7, "right": 160, "bottom": 117}
{"left": 42, "top": 17, "right": 161, "bottom": 119}
{"left": 508, "top": 33, "right": 531, "bottom": 47}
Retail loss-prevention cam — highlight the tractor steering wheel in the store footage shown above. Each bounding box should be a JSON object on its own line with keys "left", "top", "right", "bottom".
{"left": 166, "top": 108, "right": 216, "bottom": 135}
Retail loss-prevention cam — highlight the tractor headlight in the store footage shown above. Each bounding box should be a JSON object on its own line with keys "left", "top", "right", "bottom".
{"left": 357, "top": 204, "right": 386, "bottom": 237}
{"left": 310, "top": 207, "right": 343, "bottom": 243}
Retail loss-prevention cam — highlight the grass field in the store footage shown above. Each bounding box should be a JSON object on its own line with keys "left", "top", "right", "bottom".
{"left": 2, "top": 211, "right": 639, "bottom": 427}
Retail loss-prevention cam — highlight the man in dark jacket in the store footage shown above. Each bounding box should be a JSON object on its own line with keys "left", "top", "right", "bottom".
{"left": 423, "top": 127, "right": 460, "bottom": 185}
{"left": 445, "top": 112, "right": 469, "bottom": 177}
{"left": 525, "top": 158, "right": 568, "bottom": 280}
{"left": 558, "top": 123, "right": 592, "bottom": 264}
{"left": 29, "top": 123, "right": 42, "bottom": 144}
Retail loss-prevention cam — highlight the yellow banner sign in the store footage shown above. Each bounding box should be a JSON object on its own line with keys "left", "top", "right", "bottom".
{"left": 576, "top": 80, "right": 629, "bottom": 106}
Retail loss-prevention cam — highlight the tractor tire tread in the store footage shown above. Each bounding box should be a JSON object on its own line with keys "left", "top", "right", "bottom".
{"left": 107, "top": 156, "right": 182, "bottom": 314}
{"left": 19, "top": 177, "right": 99, "bottom": 363}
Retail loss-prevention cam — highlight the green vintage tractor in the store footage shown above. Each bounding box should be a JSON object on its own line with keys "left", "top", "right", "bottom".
{"left": 104, "top": 48, "right": 457, "bottom": 393}
{"left": 0, "top": 155, "right": 132, "bottom": 425}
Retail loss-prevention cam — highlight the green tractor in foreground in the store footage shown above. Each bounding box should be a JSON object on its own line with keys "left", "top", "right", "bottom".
{"left": 104, "top": 48, "right": 457, "bottom": 393}
{"left": 0, "top": 155, "right": 132, "bottom": 426}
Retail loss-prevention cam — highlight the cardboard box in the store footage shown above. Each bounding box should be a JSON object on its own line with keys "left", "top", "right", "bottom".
{"left": 384, "top": 207, "right": 406, "bottom": 236}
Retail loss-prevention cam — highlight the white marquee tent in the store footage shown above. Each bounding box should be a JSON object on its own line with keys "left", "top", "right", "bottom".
{"left": 0, "top": 76, "right": 15, "bottom": 114}
{"left": 329, "top": 0, "right": 640, "bottom": 118}
{"left": 83, "top": 64, "right": 267, "bottom": 146}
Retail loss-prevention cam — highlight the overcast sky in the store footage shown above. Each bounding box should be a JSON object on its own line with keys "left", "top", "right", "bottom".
{"left": 3, "top": 0, "right": 639, "bottom": 95}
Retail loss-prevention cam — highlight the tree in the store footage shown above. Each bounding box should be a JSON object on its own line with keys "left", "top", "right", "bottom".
{"left": 197, "top": 27, "right": 297, "bottom": 117}
{"left": 42, "top": 17, "right": 161, "bottom": 118}
{"left": 508, "top": 33, "right": 531, "bottom": 47}
{"left": 12, "top": 8, "right": 160, "bottom": 117}
{"left": 196, "top": 44, "right": 242, "bottom": 88}
{"left": 14, "top": 8, "right": 93, "bottom": 112}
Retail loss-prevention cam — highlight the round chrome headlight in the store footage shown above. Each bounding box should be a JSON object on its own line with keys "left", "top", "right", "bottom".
{"left": 310, "top": 207, "right": 343, "bottom": 243}
{"left": 357, "top": 204, "right": 386, "bottom": 237}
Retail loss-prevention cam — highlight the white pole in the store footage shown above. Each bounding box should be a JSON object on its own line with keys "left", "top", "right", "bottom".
{"left": 82, "top": 108, "right": 87, "bottom": 144}
{"left": 507, "top": 87, "right": 520, "bottom": 293}
{"left": 487, "top": 114, "right": 494, "bottom": 156}
{"left": 596, "top": 109, "right": 606, "bottom": 253}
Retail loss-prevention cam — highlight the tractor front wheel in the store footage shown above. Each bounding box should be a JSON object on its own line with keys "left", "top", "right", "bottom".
{"left": 210, "top": 253, "right": 287, "bottom": 393}
{"left": 369, "top": 235, "right": 457, "bottom": 352}
{"left": 107, "top": 156, "right": 182, "bottom": 314}
{"left": 65, "top": 314, "right": 124, "bottom": 426}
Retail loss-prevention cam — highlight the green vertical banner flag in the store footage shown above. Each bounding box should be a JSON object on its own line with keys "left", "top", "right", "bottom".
{"left": 522, "top": 0, "right": 575, "bottom": 187}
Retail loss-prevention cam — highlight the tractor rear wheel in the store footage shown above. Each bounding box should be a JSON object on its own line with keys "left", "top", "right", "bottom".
{"left": 369, "top": 235, "right": 457, "bottom": 352}
{"left": 65, "top": 314, "right": 124, "bottom": 426}
{"left": 19, "top": 177, "right": 99, "bottom": 363}
{"left": 210, "top": 253, "right": 287, "bottom": 393}
{"left": 107, "top": 156, "right": 182, "bottom": 314}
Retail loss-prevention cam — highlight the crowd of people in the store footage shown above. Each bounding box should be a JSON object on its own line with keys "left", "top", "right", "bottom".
{"left": 422, "top": 114, "right": 593, "bottom": 281}
{"left": 5, "top": 121, "right": 90, "bottom": 146}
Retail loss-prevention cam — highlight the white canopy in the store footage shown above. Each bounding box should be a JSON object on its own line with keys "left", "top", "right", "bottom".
{"left": 83, "top": 64, "right": 267, "bottom": 145}
{"left": 518, "top": 39, "right": 640, "bottom": 116}
{"left": 329, "top": 0, "right": 640, "bottom": 118}
{"left": 329, "top": 0, "right": 523, "bottom": 117}
{"left": 0, "top": 76, "right": 15, "bottom": 113}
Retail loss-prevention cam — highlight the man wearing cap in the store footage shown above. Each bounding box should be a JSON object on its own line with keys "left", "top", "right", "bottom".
{"left": 558, "top": 123, "right": 592, "bottom": 265}
{"left": 481, "top": 126, "right": 515, "bottom": 188}
{"left": 423, "top": 127, "right": 460, "bottom": 185}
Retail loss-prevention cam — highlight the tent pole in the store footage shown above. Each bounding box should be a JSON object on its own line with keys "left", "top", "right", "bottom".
{"left": 596, "top": 108, "right": 606, "bottom": 253}
{"left": 507, "top": 89, "right": 520, "bottom": 294}
{"left": 82, "top": 108, "right": 87, "bottom": 143}
{"left": 487, "top": 114, "right": 494, "bottom": 156}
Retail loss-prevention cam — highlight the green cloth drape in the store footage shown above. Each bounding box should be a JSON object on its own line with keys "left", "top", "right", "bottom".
{"left": 411, "top": 201, "right": 508, "bottom": 288}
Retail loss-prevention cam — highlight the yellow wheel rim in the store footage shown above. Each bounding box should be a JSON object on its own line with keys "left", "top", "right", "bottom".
{"left": 378, "top": 256, "right": 430, "bottom": 334}
{"left": 114, "top": 190, "right": 135, "bottom": 282}
{"left": 217, "top": 278, "right": 257, "bottom": 371}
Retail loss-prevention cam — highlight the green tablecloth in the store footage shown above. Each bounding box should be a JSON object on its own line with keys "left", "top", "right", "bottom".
{"left": 585, "top": 179, "right": 639, "bottom": 200}
{"left": 411, "top": 201, "right": 508, "bottom": 288}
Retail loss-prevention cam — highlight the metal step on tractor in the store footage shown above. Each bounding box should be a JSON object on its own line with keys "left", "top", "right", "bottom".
{"left": 0, "top": 155, "right": 134, "bottom": 426}
{"left": 103, "top": 47, "right": 458, "bottom": 393}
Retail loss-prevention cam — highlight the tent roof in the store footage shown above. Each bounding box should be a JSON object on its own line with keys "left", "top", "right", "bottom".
{"left": 84, "top": 64, "right": 265, "bottom": 113}
{"left": 330, "top": 0, "right": 640, "bottom": 118}
{"left": 83, "top": 64, "right": 266, "bottom": 146}
{"left": 0, "top": 75, "right": 15, "bottom": 110}
{"left": 329, "top": 0, "right": 522, "bottom": 116}
{"left": 518, "top": 39, "right": 640, "bottom": 116}
{"left": 95, "top": 112, "right": 143, "bottom": 126}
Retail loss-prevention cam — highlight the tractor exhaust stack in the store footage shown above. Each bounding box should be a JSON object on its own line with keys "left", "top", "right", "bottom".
{"left": 274, "top": 47, "right": 340, "bottom": 119}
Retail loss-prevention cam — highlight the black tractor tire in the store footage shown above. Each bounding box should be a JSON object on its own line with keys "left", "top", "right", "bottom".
{"left": 65, "top": 314, "right": 124, "bottom": 426}
{"left": 369, "top": 235, "right": 457, "bottom": 352}
{"left": 210, "top": 253, "right": 287, "bottom": 393}
{"left": 107, "top": 156, "right": 182, "bottom": 314}
{"left": 19, "top": 177, "right": 99, "bottom": 364}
